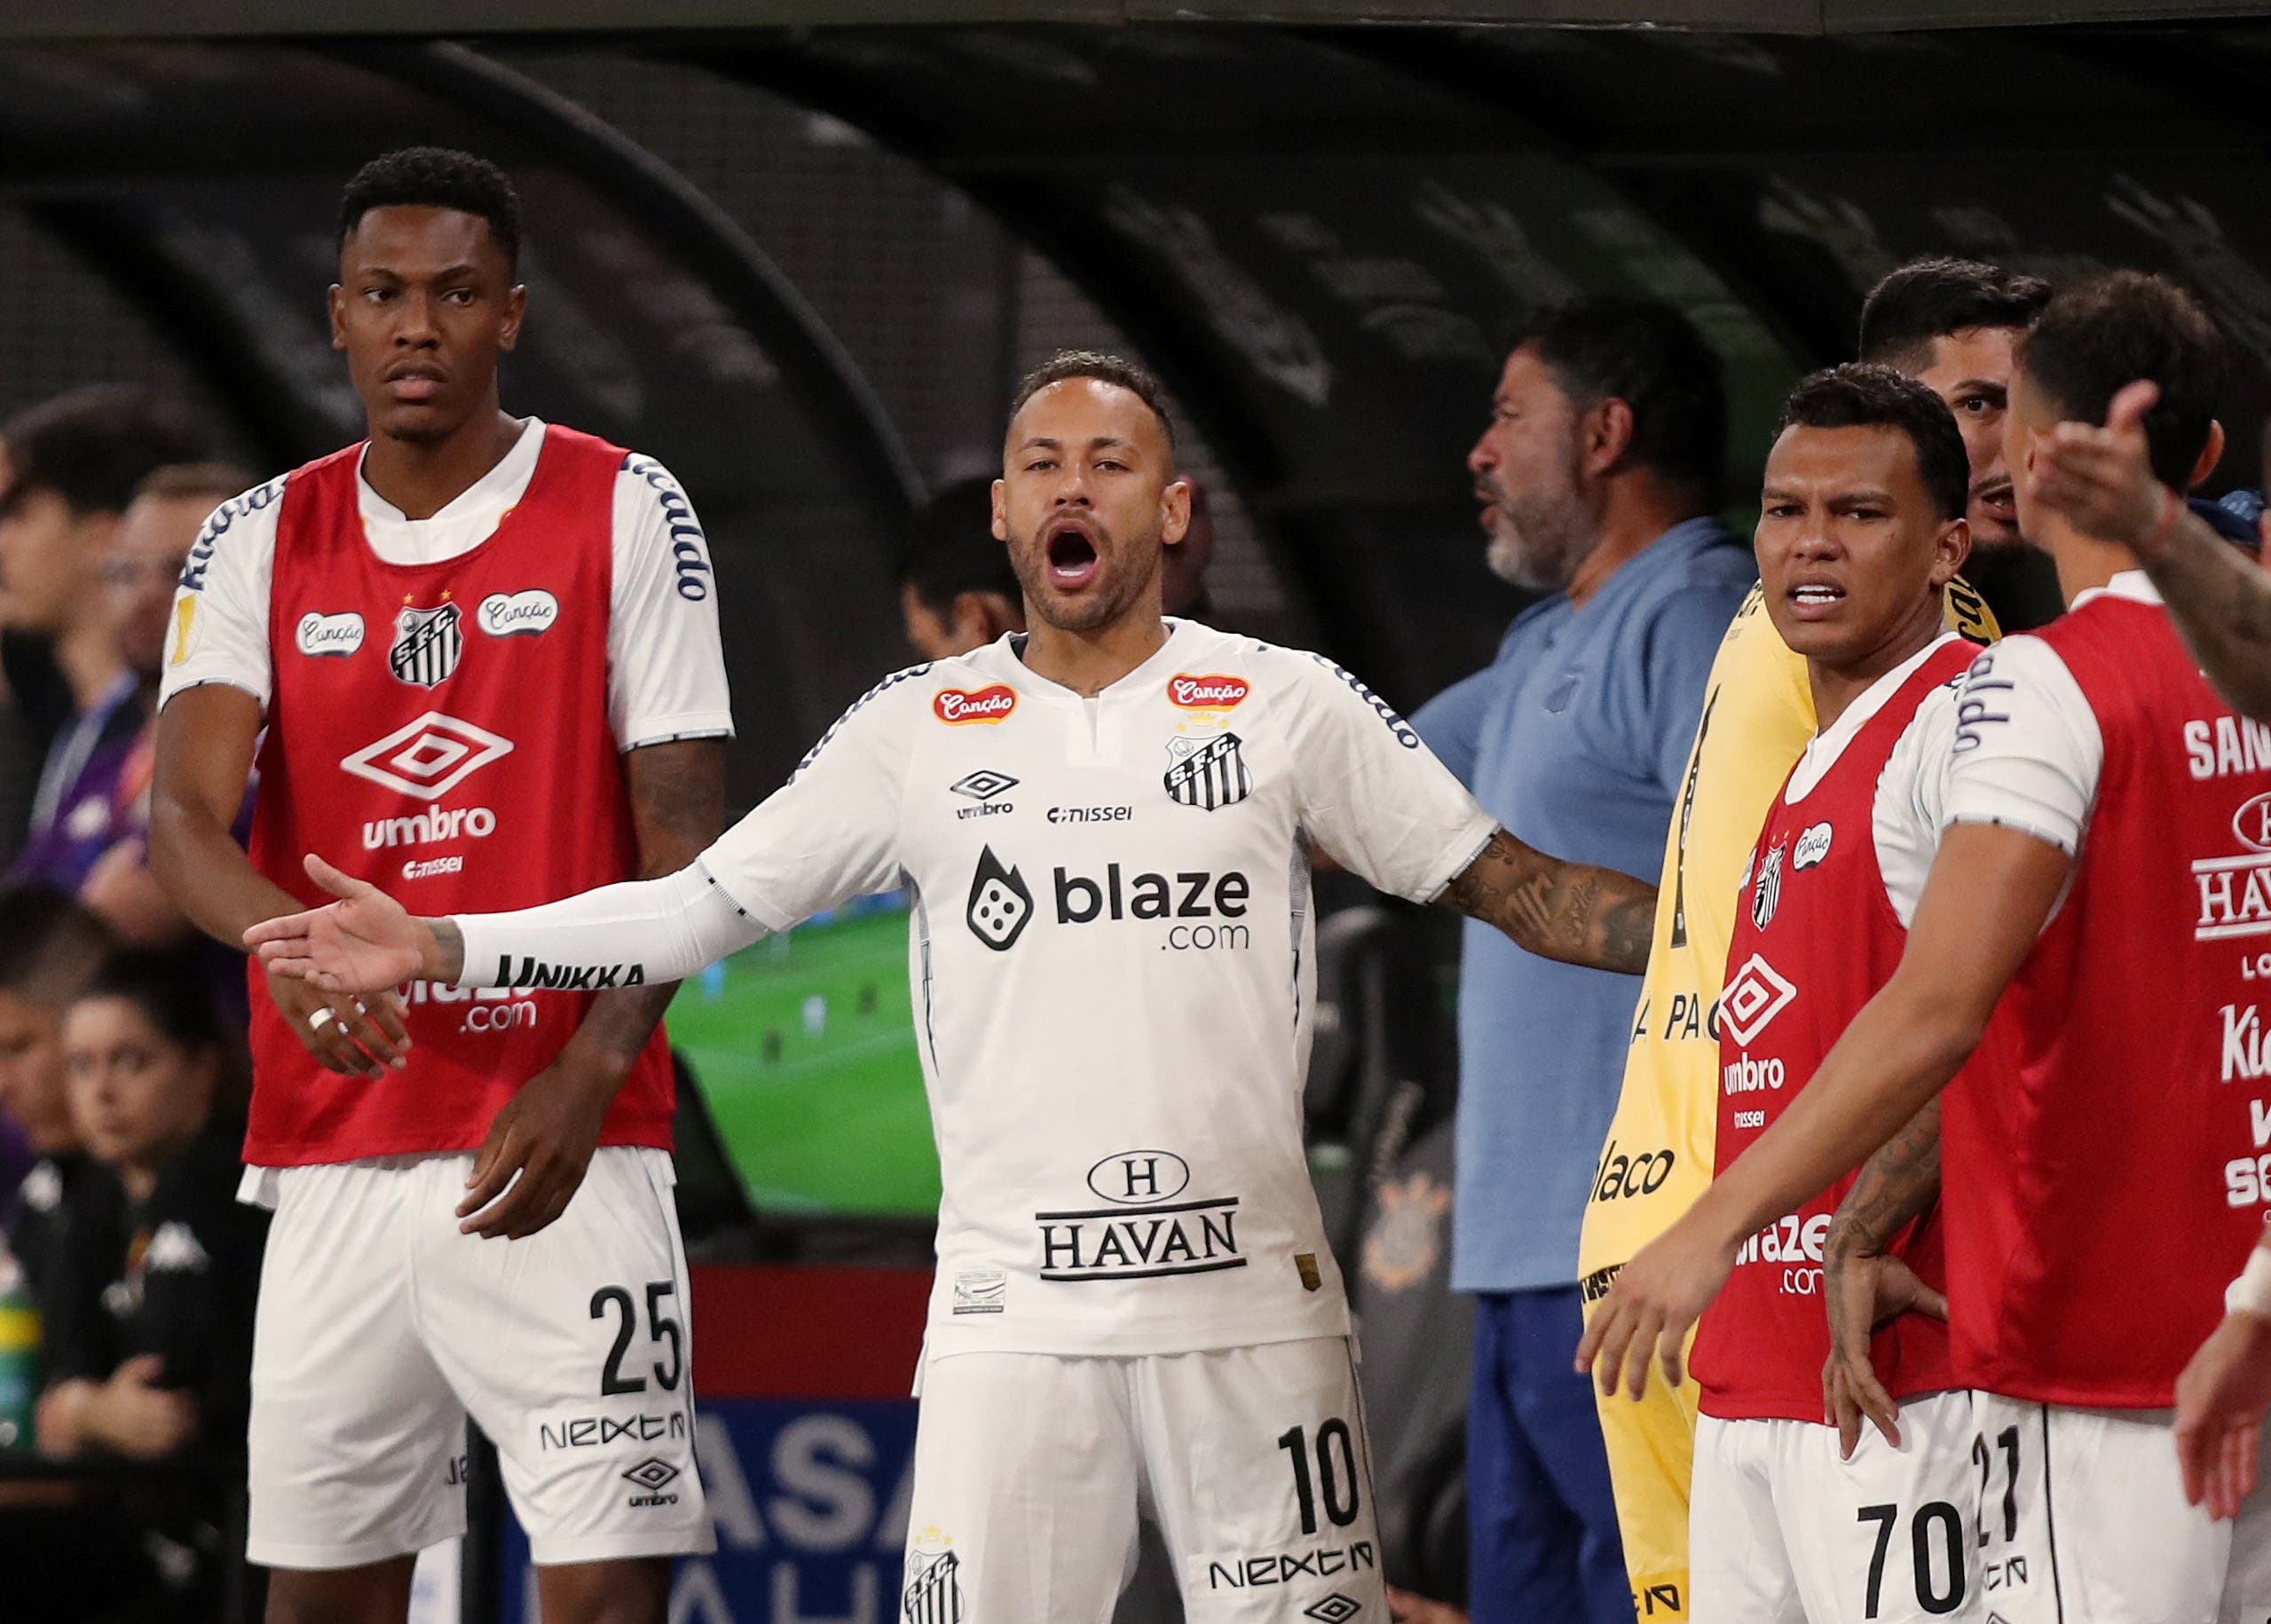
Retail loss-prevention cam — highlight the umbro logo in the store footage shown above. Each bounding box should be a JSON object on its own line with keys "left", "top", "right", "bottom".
{"left": 1304, "top": 1597, "right": 1362, "bottom": 1624}
{"left": 340, "top": 713, "right": 514, "bottom": 801}
{"left": 1719, "top": 954, "right": 1796, "bottom": 1046}
{"left": 620, "top": 1455, "right": 682, "bottom": 1510}
{"left": 950, "top": 770, "right": 1018, "bottom": 800}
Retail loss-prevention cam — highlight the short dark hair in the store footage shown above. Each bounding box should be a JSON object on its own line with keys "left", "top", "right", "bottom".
{"left": 338, "top": 147, "right": 523, "bottom": 276}
{"left": 0, "top": 387, "right": 213, "bottom": 521}
{"left": 1858, "top": 257, "right": 2054, "bottom": 368}
{"left": 1776, "top": 364, "right": 1970, "bottom": 524}
{"left": 897, "top": 475, "right": 1021, "bottom": 614}
{"left": 1510, "top": 298, "right": 1728, "bottom": 508}
{"left": 77, "top": 949, "right": 227, "bottom": 1057}
{"left": 0, "top": 887, "right": 114, "bottom": 1010}
{"left": 1006, "top": 350, "right": 1176, "bottom": 454}
{"left": 2017, "top": 272, "right": 2228, "bottom": 491}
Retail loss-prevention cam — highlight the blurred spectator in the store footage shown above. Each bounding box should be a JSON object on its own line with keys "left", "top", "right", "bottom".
{"left": 897, "top": 474, "right": 1024, "bottom": 659}
{"left": 0, "top": 887, "right": 116, "bottom": 1298}
{"left": 38, "top": 948, "right": 256, "bottom": 1462}
{"left": 1163, "top": 477, "right": 1218, "bottom": 619}
{"left": 35, "top": 948, "right": 259, "bottom": 1618}
{"left": 20, "top": 463, "right": 256, "bottom": 941}
{"left": 0, "top": 390, "right": 212, "bottom": 869}
{"left": 1412, "top": 300, "right": 1751, "bottom": 1623}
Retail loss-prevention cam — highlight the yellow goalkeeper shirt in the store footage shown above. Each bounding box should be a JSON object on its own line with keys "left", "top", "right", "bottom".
{"left": 1574, "top": 577, "right": 1999, "bottom": 1289}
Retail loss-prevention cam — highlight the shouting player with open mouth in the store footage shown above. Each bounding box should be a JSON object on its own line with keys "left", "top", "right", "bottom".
{"left": 248, "top": 347, "right": 1662, "bottom": 1623}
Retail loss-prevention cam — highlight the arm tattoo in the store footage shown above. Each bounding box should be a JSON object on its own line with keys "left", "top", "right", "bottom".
{"left": 1825, "top": 1097, "right": 1943, "bottom": 1262}
{"left": 2144, "top": 512, "right": 2271, "bottom": 726}
{"left": 1438, "top": 828, "right": 1658, "bottom": 975}
{"left": 430, "top": 918, "right": 466, "bottom": 986}
{"left": 564, "top": 739, "right": 727, "bottom": 1077}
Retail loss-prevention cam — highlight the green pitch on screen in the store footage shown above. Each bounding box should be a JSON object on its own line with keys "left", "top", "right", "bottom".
{"left": 666, "top": 904, "right": 942, "bottom": 1216}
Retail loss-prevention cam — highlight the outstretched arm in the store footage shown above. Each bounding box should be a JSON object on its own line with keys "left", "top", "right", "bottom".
{"left": 254, "top": 666, "right": 924, "bottom": 1005}
{"left": 447, "top": 739, "right": 726, "bottom": 1239}
{"left": 1821, "top": 1100, "right": 1946, "bottom": 1457}
{"left": 2029, "top": 376, "right": 2271, "bottom": 723}
{"left": 1437, "top": 828, "right": 1658, "bottom": 975}
{"left": 1574, "top": 821, "right": 2070, "bottom": 1398}
{"left": 248, "top": 851, "right": 761, "bottom": 997}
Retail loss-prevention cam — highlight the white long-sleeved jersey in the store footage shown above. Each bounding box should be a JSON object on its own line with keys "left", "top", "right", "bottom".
{"left": 453, "top": 620, "right": 1496, "bottom": 1358}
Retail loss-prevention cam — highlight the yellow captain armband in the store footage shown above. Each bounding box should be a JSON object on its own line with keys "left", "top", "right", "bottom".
{"left": 1942, "top": 574, "right": 2000, "bottom": 645}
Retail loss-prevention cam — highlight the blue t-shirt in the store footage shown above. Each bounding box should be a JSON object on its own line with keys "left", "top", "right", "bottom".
{"left": 1415, "top": 517, "right": 1752, "bottom": 1292}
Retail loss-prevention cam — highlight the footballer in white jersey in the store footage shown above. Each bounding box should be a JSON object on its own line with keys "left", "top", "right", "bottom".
{"left": 249, "top": 353, "right": 1663, "bottom": 1622}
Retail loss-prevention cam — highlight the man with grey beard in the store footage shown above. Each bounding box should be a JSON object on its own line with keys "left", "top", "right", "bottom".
{"left": 1412, "top": 299, "right": 1751, "bottom": 1624}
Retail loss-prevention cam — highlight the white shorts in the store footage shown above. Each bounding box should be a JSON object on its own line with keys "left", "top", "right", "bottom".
{"left": 244, "top": 1147, "right": 714, "bottom": 1570}
{"left": 903, "top": 1336, "right": 1384, "bottom": 1622}
{"left": 1690, "top": 1390, "right": 1978, "bottom": 1624}
{"left": 1970, "top": 1392, "right": 2271, "bottom": 1624}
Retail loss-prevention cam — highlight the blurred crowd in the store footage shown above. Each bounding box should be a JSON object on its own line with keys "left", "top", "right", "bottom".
{"left": 0, "top": 387, "right": 264, "bottom": 1618}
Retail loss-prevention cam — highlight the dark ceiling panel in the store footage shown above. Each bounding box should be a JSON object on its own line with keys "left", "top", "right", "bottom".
{"left": 691, "top": 26, "right": 1807, "bottom": 698}
{"left": 4, "top": 0, "right": 2269, "bottom": 40}
{"left": 11, "top": 20, "right": 2271, "bottom": 714}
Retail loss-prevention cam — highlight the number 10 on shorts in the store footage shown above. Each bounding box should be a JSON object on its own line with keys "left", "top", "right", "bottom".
{"left": 1279, "top": 1419, "right": 1363, "bottom": 1536}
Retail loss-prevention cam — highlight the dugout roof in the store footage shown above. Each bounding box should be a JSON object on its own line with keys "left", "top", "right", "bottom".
{"left": 4, "top": 19, "right": 2268, "bottom": 788}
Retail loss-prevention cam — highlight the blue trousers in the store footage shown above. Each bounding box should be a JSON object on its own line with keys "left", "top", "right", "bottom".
{"left": 1467, "top": 1285, "right": 1632, "bottom": 1623}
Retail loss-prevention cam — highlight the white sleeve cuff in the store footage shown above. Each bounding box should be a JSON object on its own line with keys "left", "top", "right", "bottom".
{"left": 619, "top": 712, "right": 737, "bottom": 751}
{"left": 1942, "top": 782, "right": 2084, "bottom": 856}
{"left": 156, "top": 673, "right": 270, "bottom": 714}
{"left": 1418, "top": 815, "right": 1503, "bottom": 904}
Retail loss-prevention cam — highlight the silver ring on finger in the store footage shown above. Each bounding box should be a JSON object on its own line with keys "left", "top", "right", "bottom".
{"left": 308, "top": 1006, "right": 335, "bottom": 1031}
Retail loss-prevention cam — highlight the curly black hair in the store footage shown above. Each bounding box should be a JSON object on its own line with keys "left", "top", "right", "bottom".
{"left": 338, "top": 146, "right": 522, "bottom": 275}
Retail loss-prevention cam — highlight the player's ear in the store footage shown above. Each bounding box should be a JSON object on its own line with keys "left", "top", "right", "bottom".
{"left": 1586, "top": 398, "right": 1636, "bottom": 480}
{"left": 990, "top": 478, "right": 1009, "bottom": 544}
{"left": 327, "top": 284, "right": 348, "bottom": 351}
{"left": 497, "top": 283, "right": 528, "bottom": 355}
{"left": 2192, "top": 420, "right": 2226, "bottom": 491}
{"left": 1160, "top": 478, "right": 1191, "bottom": 548}
{"left": 1935, "top": 516, "right": 1971, "bottom": 586}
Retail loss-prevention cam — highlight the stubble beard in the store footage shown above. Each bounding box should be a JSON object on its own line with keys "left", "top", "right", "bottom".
{"left": 1485, "top": 492, "right": 1592, "bottom": 592}
{"left": 1015, "top": 525, "right": 1161, "bottom": 635}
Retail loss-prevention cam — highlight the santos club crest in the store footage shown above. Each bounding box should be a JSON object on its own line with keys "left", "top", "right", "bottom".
{"left": 390, "top": 601, "right": 463, "bottom": 688}
{"left": 903, "top": 1533, "right": 964, "bottom": 1624}
{"left": 1750, "top": 841, "right": 1786, "bottom": 930}
{"left": 1164, "top": 732, "right": 1252, "bottom": 812}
